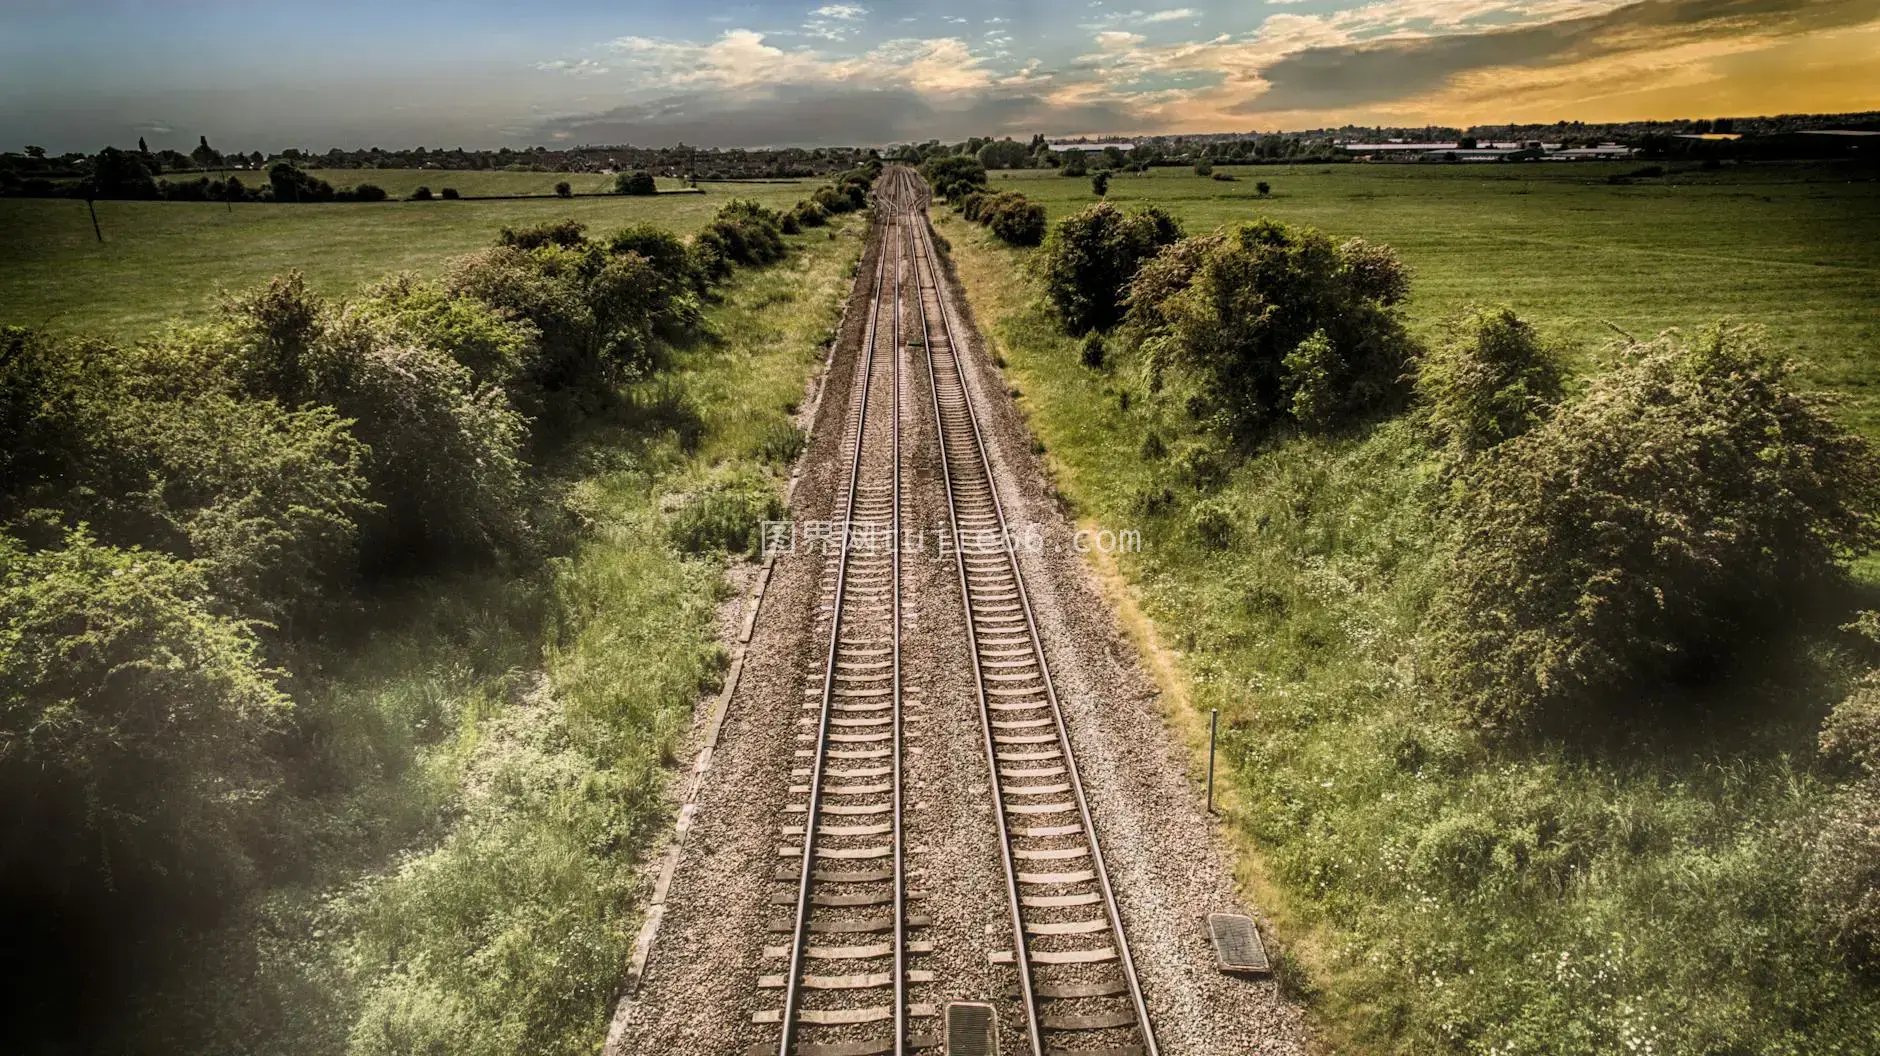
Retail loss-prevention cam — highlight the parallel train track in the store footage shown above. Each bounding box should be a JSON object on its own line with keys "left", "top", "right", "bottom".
{"left": 757, "top": 164, "right": 1156, "bottom": 1056}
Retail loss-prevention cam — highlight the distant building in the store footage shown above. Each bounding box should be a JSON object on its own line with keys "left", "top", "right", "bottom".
{"left": 1341, "top": 139, "right": 1632, "bottom": 161}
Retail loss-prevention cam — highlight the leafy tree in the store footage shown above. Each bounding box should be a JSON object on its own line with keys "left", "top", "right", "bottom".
{"left": 90, "top": 146, "right": 158, "bottom": 198}
{"left": 1060, "top": 154, "right": 1087, "bottom": 177}
{"left": 266, "top": 163, "right": 335, "bottom": 203}
{"left": 919, "top": 155, "right": 987, "bottom": 201}
{"left": 1040, "top": 201, "right": 1183, "bottom": 335}
{"left": 1091, "top": 171, "right": 1109, "bottom": 197}
{"left": 1419, "top": 305, "right": 1563, "bottom": 455}
{"left": 1125, "top": 219, "right": 1414, "bottom": 436}
{"left": 1256, "top": 180, "right": 1272, "bottom": 196}
{"left": 976, "top": 138, "right": 1030, "bottom": 170}
{"left": 191, "top": 135, "right": 223, "bottom": 169}
{"left": 1428, "top": 326, "right": 1880, "bottom": 732}
{"left": 554, "top": 181, "right": 572, "bottom": 198}
{"left": 1194, "top": 161, "right": 1213, "bottom": 177}
{"left": 614, "top": 170, "right": 657, "bottom": 196}
{"left": 409, "top": 186, "right": 434, "bottom": 201}
{"left": 441, "top": 187, "right": 460, "bottom": 199}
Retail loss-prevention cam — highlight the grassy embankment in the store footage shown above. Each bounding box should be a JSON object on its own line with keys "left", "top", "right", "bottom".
{"left": 936, "top": 159, "right": 1880, "bottom": 1056}
{"left": 0, "top": 175, "right": 818, "bottom": 339}
{"left": 124, "top": 218, "right": 864, "bottom": 1056}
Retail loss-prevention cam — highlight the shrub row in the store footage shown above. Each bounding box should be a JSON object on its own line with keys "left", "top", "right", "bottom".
{"left": 0, "top": 192, "right": 822, "bottom": 947}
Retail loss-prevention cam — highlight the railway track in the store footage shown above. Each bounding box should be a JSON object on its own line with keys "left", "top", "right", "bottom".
{"left": 759, "top": 166, "right": 931, "bottom": 1056}
{"left": 905, "top": 193, "right": 1159, "bottom": 1056}
{"left": 758, "top": 165, "right": 1156, "bottom": 1056}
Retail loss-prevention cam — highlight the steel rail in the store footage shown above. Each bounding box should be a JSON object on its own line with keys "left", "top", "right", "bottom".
{"left": 778, "top": 185, "right": 905, "bottom": 1056}
{"left": 906, "top": 185, "right": 1160, "bottom": 1056}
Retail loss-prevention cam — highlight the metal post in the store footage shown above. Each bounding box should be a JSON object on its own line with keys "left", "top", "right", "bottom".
{"left": 1206, "top": 709, "right": 1219, "bottom": 814}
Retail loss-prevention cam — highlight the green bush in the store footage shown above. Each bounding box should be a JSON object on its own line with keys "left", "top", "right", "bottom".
{"left": 601, "top": 223, "right": 704, "bottom": 330}
{"left": 1419, "top": 305, "right": 1564, "bottom": 456}
{"left": 448, "top": 244, "right": 668, "bottom": 419}
{"left": 498, "top": 219, "right": 587, "bottom": 250}
{"left": 1410, "top": 810, "right": 1502, "bottom": 891}
{"left": 214, "top": 276, "right": 533, "bottom": 565}
{"left": 2, "top": 326, "right": 374, "bottom": 630}
{"left": 790, "top": 199, "right": 828, "bottom": 228}
{"left": 1810, "top": 783, "right": 1880, "bottom": 967}
{"left": 0, "top": 529, "right": 291, "bottom": 912}
{"left": 312, "top": 316, "right": 532, "bottom": 565}
{"left": 1040, "top": 202, "right": 1183, "bottom": 335}
{"left": 1186, "top": 497, "right": 1237, "bottom": 549}
{"left": 357, "top": 274, "right": 541, "bottom": 394}
{"left": 614, "top": 171, "right": 657, "bottom": 196}
{"left": 695, "top": 199, "right": 786, "bottom": 274}
{"left": 987, "top": 195, "right": 1046, "bottom": 247}
{"left": 1428, "top": 326, "right": 1880, "bottom": 732}
{"left": 1126, "top": 218, "right": 1415, "bottom": 437}
{"left": 960, "top": 190, "right": 1045, "bottom": 247}
{"left": 1080, "top": 332, "right": 1106, "bottom": 369}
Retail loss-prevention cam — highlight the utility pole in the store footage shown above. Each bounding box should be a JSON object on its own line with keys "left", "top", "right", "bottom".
{"left": 82, "top": 181, "right": 103, "bottom": 243}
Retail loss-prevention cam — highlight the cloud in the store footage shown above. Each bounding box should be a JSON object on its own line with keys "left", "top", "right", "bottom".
{"left": 533, "top": 59, "right": 609, "bottom": 76}
{"left": 804, "top": 4, "right": 869, "bottom": 41}
{"left": 523, "top": 0, "right": 1880, "bottom": 148}
{"left": 1233, "top": 0, "right": 1880, "bottom": 113}
{"left": 534, "top": 82, "right": 1143, "bottom": 147}
{"left": 601, "top": 30, "right": 995, "bottom": 96}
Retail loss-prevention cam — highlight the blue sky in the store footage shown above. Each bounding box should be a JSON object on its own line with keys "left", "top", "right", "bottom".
{"left": 4, "top": 0, "right": 1877, "bottom": 151}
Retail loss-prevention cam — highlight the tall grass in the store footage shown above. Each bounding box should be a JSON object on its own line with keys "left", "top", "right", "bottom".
{"left": 939, "top": 213, "right": 1880, "bottom": 1055}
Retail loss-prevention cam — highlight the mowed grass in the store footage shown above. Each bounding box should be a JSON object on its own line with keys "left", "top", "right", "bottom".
{"left": 992, "top": 162, "right": 1880, "bottom": 430}
{"left": 0, "top": 177, "right": 820, "bottom": 339}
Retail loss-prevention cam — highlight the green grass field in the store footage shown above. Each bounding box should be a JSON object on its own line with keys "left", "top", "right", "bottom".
{"left": 0, "top": 175, "right": 822, "bottom": 339}
{"left": 993, "top": 162, "right": 1880, "bottom": 429}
